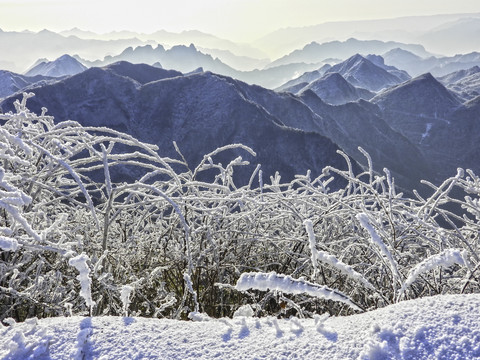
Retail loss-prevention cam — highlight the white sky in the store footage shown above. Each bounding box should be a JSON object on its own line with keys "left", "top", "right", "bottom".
{"left": 0, "top": 0, "right": 479, "bottom": 42}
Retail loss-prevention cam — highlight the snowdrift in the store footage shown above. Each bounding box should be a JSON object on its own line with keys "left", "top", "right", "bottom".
{"left": 1, "top": 293, "right": 479, "bottom": 359}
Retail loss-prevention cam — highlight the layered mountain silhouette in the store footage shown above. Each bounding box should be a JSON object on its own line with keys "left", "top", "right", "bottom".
{"left": 267, "top": 39, "right": 431, "bottom": 69}
{"left": 76, "top": 44, "right": 321, "bottom": 89}
{"left": 0, "top": 28, "right": 150, "bottom": 73}
{"left": 254, "top": 13, "right": 479, "bottom": 59}
{"left": 383, "top": 48, "right": 480, "bottom": 77}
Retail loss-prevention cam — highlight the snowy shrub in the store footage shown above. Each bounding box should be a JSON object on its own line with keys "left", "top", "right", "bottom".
{"left": 0, "top": 93, "right": 479, "bottom": 323}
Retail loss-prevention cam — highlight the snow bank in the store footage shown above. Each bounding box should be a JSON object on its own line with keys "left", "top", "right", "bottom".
{"left": 1, "top": 294, "right": 479, "bottom": 359}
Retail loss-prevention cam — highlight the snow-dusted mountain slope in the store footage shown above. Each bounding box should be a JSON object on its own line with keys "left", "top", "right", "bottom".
{"left": 0, "top": 70, "right": 56, "bottom": 99}
{"left": 0, "top": 62, "right": 351, "bottom": 185}
{"left": 24, "top": 54, "right": 87, "bottom": 77}
{"left": 370, "top": 73, "right": 479, "bottom": 180}
{"left": 0, "top": 61, "right": 434, "bottom": 191}
{"left": 275, "top": 64, "right": 333, "bottom": 92}
{"left": 5, "top": 60, "right": 480, "bottom": 189}
{"left": 324, "top": 54, "right": 409, "bottom": 92}
{"left": 438, "top": 66, "right": 480, "bottom": 101}
{"left": 1, "top": 294, "right": 479, "bottom": 359}
{"left": 294, "top": 72, "right": 374, "bottom": 105}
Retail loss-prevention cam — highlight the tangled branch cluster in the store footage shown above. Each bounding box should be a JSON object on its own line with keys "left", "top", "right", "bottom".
{"left": 1, "top": 93, "right": 479, "bottom": 322}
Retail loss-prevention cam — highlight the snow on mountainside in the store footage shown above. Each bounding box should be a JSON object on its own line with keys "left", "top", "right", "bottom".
{"left": 275, "top": 64, "right": 333, "bottom": 92}
{"left": 372, "top": 73, "right": 461, "bottom": 141}
{"left": 438, "top": 66, "right": 480, "bottom": 101}
{"left": 216, "top": 75, "right": 431, "bottom": 191}
{"left": 325, "top": 54, "right": 408, "bottom": 92}
{"left": 0, "top": 70, "right": 56, "bottom": 99}
{"left": 24, "top": 54, "right": 88, "bottom": 77}
{"left": 296, "top": 72, "right": 374, "bottom": 104}
{"left": 0, "top": 61, "right": 434, "bottom": 191}
{"left": 371, "top": 73, "right": 470, "bottom": 180}
{"left": 1, "top": 294, "right": 479, "bottom": 359}
{"left": 4, "top": 60, "right": 480, "bottom": 190}
{"left": 277, "top": 54, "right": 409, "bottom": 96}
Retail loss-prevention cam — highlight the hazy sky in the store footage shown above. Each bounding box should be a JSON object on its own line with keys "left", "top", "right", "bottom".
{"left": 1, "top": 0, "right": 479, "bottom": 41}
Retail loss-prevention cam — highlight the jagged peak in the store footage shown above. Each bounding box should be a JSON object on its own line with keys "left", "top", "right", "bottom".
{"left": 54, "top": 54, "right": 79, "bottom": 62}
{"left": 372, "top": 71, "right": 461, "bottom": 108}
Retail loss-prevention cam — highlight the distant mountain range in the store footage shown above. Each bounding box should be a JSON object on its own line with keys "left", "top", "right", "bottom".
{"left": 277, "top": 54, "right": 409, "bottom": 101}
{"left": 1, "top": 14, "right": 479, "bottom": 193}
{"left": 0, "top": 62, "right": 352, "bottom": 186}
{"left": 267, "top": 38, "right": 431, "bottom": 69}
{"left": 74, "top": 43, "right": 324, "bottom": 89}
{"left": 438, "top": 66, "right": 480, "bottom": 101}
{"left": 383, "top": 48, "right": 480, "bottom": 77}
{"left": 0, "top": 29, "right": 153, "bottom": 73}
{"left": 0, "top": 61, "right": 447, "bottom": 193}
{"left": 254, "top": 13, "right": 480, "bottom": 58}
{"left": 59, "top": 28, "right": 268, "bottom": 60}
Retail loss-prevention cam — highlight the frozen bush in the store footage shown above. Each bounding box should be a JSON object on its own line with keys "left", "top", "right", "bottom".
{"left": 0, "top": 94, "right": 479, "bottom": 322}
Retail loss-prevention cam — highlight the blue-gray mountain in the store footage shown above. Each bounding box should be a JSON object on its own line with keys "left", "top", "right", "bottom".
{"left": 77, "top": 44, "right": 321, "bottom": 89}
{"left": 383, "top": 48, "right": 480, "bottom": 77}
{"left": 24, "top": 54, "right": 87, "bottom": 77}
{"left": 0, "top": 62, "right": 353, "bottom": 186}
{"left": 277, "top": 54, "right": 410, "bottom": 96}
{"left": 1, "top": 61, "right": 476, "bottom": 191}
{"left": 282, "top": 72, "right": 374, "bottom": 105}
{"left": 0, "top": 70, "right": 56, "bottom": 99}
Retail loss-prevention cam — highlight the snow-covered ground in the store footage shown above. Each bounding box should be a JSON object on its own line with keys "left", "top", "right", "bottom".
{"left": 1, "top": 294, "right": 479, "bottom": 359}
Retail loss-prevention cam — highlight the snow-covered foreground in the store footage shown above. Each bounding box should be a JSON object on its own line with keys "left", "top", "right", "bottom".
{"left": 2, "top": 294, "right": 480, "bottom": 360}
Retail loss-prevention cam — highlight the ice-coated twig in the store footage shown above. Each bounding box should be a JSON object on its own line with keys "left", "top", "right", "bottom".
{"left": 236, "top": 271, "right": 363, "bottom": 311}
{"left": 357, "top": 212, "right": 401, "bottom": 285}
{"left": 398, "top": 249, "right": 470, "bottom": 299}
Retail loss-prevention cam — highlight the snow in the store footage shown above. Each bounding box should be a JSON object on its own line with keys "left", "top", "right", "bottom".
{"left": 1, "top": 294, "right": 479, "bottom": 359}
{"left": 0, "top": 235, "right": 19, "bottom": 251}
